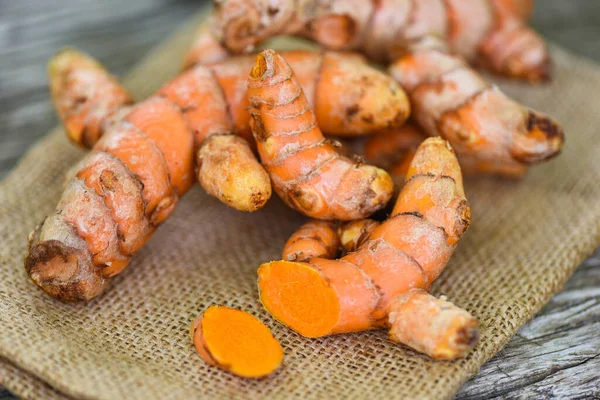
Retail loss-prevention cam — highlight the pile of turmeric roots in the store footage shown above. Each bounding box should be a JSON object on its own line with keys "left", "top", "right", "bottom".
{"left": 25, "top": 0, "right": 563, "bottom": 377}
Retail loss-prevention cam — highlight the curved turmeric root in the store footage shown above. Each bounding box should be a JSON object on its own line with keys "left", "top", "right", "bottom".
{"left": 365, "top": 123, "right": 528, "bottom": 179}
{"left": 49, "top": 49, "right": 271, "bottom": 212}
{"left": 28, "top": 49, "right": 273, "bottom": 301}
{"left": 258, "top": 137, "right": 478, "bottom": 360}
{"left": 184, "top": 27, "right": 410, "bottom": 137}
{"left": 248, "top": 50, "right": 394, "bottom": 220}
{"left": 190, "top": 306, "right": 284, "bottom": 378}
{"left": 389, "top": 38, "right": 563, "bottom": 166}
{"left": 212, "top": 0, "right": 550, "bottom": 82}
{"left": 26, "top": 99, "right": 195, "bottom": 300}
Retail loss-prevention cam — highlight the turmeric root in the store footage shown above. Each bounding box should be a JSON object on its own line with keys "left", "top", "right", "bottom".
{"left": 184, "top": 27, "right": 410, "bottom": 137}
{"left": 282, "top": 217, "right": 380, "bottom": 261}
{"left": 247, "top": 50, "right": 394, "bottom": 220}
{"left": 388, "top": 37, "right": 563, "bottom": 166}
{"left": 365, "top": 123, "right": 528, "bottom": 179}
{"left": 211, "top": 2, "right": 563, "bottom": 167}
{"left": 48, "top": 49, "right": 133, "bottom": 148}
{"left": 190, "top": 306, "right": 283, "bottom": 378}
{"left": 49, "top": 49, "right": 271, "bottom": 213}
{"left": 282, "top": 220, "right": 340, "bottom": 262}
{"left": 27, "top": 48, "right": 272, "bottom": 301}
{"left": 212, "top": 0, "right": 550, "bottom": 81}
{"left": 258, "top": 137, "right": 478, "bottom": 360}
{"left": 25, "top": 102, "right": 194, "bottom": 300}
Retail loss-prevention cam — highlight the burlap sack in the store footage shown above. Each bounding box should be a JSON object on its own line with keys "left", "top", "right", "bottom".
{"left": 1, "top": 11, "right": 599, "bottom": 400}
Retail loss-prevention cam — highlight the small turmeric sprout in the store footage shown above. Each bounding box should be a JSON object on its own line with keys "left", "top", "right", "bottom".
{"left": 190, "top": 306, "right": 284, "bottom": 378}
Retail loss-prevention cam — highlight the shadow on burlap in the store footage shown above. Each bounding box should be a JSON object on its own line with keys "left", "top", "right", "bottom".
{"left": 1, "top": 11, "right": 600, "bottom": 400}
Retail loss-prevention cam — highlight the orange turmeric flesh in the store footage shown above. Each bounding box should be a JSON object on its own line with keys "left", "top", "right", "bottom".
{"left": 258, "top": 137, "right": 478, "bottom": 360}
{"left": 190, "top": 306, "right": 284, "bottom": 378}
{"left": 212, "top": 0, "right": 550, "bottom": 82}
{"left": 247, "top": 49, "right": 394, "bottom": 220}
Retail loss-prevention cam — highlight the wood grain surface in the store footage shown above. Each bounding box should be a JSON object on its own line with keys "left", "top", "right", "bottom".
{"left": 1, "top": 1, "right": 599, "bottom": 398}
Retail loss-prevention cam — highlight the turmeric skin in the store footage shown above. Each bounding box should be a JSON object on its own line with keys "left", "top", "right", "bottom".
{"left": 212, "top": 0, "right": 549, "bottom": 82}
{"left": 49, "top": 49, "right": 271, "bottom": 213}
{"left": 26, "top": 49, "right": 273, "bottom": 302}
{"left": 282, "top": 220, "right": 340, "bottom": 262}
{"left": 247, "top": 50, "right": 394, "bottom": 221}
{"left": 210, "top": 2, "right": 564, "bottom": 167}
{"left": 365, "top": 123, "right": 528, "bottom": 179}
{"left": 183, "top": 25, "right": 230, "bottom": 69}
{"left": 190, "top": 306, "right": 284, "bottom": 378}
{"left": 26, "top": 104, "right": 194, "bottom": 301}
{"left": 389, "top": 36, "right": 563, "bottom": 167}
{"left": 258, "top": 137, "right": 478, "bottom": 360}
{"left": 282, "top": 218, "right": 379, "bottom": 261}
{"left": 48, "top": 49, "right": 133, "bottom": 148}
{"left": 184, "top": 27, "right": 411, "bottom": 138}
{"left": 338, "top": 219, "right": 380, "bottom": 255}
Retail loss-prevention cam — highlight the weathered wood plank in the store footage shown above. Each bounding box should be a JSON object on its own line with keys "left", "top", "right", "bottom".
{"left": 457, "top": 250, "right": 600, "bottom": 399}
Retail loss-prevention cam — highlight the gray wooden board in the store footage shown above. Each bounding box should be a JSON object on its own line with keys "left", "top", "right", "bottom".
{"left": 0, "top": 0, "right": 599, "bottom": 398}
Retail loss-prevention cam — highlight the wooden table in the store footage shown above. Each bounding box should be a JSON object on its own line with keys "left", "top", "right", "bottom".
{"left": 1, "top": 1, "right": 599, "bottom": 398}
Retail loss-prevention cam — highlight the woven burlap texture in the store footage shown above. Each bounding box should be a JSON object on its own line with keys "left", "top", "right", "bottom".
{"left": 2, "top": 12, "right": 600, "bottom": 400}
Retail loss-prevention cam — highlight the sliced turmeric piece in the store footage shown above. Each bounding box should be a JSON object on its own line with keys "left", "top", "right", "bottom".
{"left": 247, "top": 49, "right": 394, "bottom": 220}
{"left": 258, "top": 137, "right": 478, "bottom": 360}
{"left": 190, "top": 306, "right": 284, "bottom": 378}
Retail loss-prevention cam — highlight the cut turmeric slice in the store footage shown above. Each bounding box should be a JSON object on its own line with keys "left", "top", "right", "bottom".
{"left": 190, "top": 306, "right": 284, "bottom": 378}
